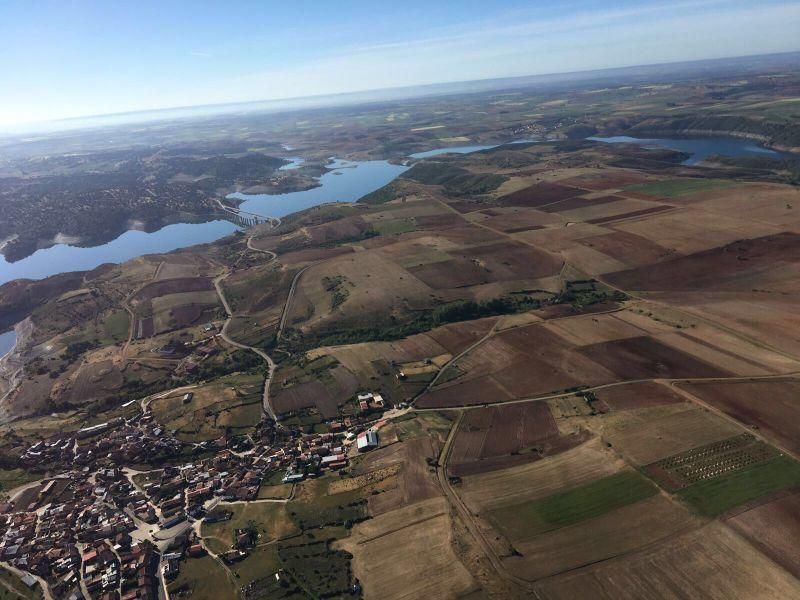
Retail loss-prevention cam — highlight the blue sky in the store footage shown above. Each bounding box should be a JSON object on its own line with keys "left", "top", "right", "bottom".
{"left": 1, "top": 0, "right": 799, "bottom": 127}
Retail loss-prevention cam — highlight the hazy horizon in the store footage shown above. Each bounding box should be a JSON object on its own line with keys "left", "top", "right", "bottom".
{"left": 3, "top": 0, "right": 800, "bottom": 131}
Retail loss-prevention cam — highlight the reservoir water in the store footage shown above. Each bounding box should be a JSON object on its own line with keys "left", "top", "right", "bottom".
{"left": 0, "top": 330, "right": 16, "bottom": 359}
{"left": 1, "top": 136, "right": 787, "bottom": 287}
{"left": 588, "top": 136, "right": 791, "bottom": 165}
{"left": 0, "top": 159, "right": 406, "bottom": 286}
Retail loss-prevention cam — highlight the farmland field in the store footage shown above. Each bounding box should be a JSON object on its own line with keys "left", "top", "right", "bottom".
{"left": 676, "top": 455, "right": 800, "bottom": 516}
{"left": 488, "top": 470, "right": 657, "bottom": 539}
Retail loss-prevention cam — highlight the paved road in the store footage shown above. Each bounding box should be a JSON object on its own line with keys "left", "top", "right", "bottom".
{"left": 214, "top": 272, "right": 278, "bottom": 422}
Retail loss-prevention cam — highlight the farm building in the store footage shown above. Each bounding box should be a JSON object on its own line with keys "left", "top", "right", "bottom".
{"left": 357, "top": 431, "right": 379, "bottom": 452}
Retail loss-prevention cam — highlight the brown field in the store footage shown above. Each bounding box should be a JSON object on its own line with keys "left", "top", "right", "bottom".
{"left": 416, "top": 375, "right": 513, "bottom": 408}
{"left": 611, "top": 207, "right": 784, "bottom": 255}
{"left": 537, "top": 194, "right": 623, "bottom": 213}
{"left": 676, "top": 379, "right": 800, "bottom": 455}
{"left": 606, "top": 232, "right": 800, "bottom": 292}
{"left": 534, "top": 521, "right": 800, "bottom": 599}
{"left": 131, "top": 277, "right": 214, "bottom": 302}
{"left": 476, "top": 207, "right": 566, "bottom": 232}
{"left": 585, "top": 204, "right": 674, "bottom": 224}
{"left": 593, "top": 404, "right": 742, "bottom": 466}
{"left": 353, "top": 435, "right": 441, "bottom": 515}
{"left": 594, "top": 381, "right": 686, "bottom": 411}
{"left": 506, "top": 495, "right": 700, "bottom": 581}
{"left": 724, "top": 489, "right": 800, "bottom": 579}
{"left": 577, "top": 335, "right": 730, "bottom": 380}
{"left": 306, "top": 215, "right": 370, "bottom": 244}
{"left": 336, "top": 497, "right": 476, "bottom": 600}
{"left": 279, "top": 246, "right": 355, "bottom": 265}
{"left": 577, "top": 231, "right": 673, "bottom": 267}
{"left": 62, "top": 359, "right": 123, "bottom": 401}
{"left": 457, "top": 438, "right": 622, "bottom": 514}
{"left": 560, "top": 170, "right": 652, "bottom": 191}
{"left": 425, "top": 317, "right": 496, "bottom": 355}
{"left": 272, "top": 380, "right": 338, "bottom": 418}
{"left": 497, "top": 182, "right": 586, "bottom": 207}
{"left": 448, "top": 402, "right": 592, "bottom": 476}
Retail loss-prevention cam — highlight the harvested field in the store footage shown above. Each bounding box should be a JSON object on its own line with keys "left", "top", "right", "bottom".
{"left": 279, "top": 246, "right": 354, "bottom": 265}
{"left": 724, "top": 489, "right": 800, "bottom": 579}
{"left": 448, "top": 402, "right": 591, "bottom": 476}
{"left": 624, "top": 178, "right": 736, "bottom": 198}
{"left": 272, "top": 381, "right": 338, "bottom": 418}
{"left": 407, "top": 241, "right": 561, "bottom": 288}
{"left": 560, "top": 170, "right": 651, "bottom": 191}
{"left": 585, "top": 204, "right": 673, "bottom": 224}
{"left": 457, "top": 438, "right": 622, "bottom": 513}
{"left": 507, "top": 494, "right": 698, "bottom": 582}
{"left": 425, "top": 317, "right": 496, "bottom": 355}
{"left": 542, "top": 312, "right": 647, "bottom": 346}
{"left": 537, "top": 194, "right": 622, "bottom": 213}
{"left": 478, "top": 207, "right": 565, "bottom": 232}
{"left": 533, "top": 521, "right": 800, "bottom": 599}
{"left": 577, "top": 336, "right": 730, "bottom": 380}
{"left": 62, "top": 360, "right": 124, "bottom": 406}
{"left": 677, "top": 379, "right": 800, "bottom": 455}
{"left": 131, "top": 277, "right": 213, "bottom": 302}
{"left": 594, "top": 381, "right": 686, "bottom": 411}
{"left": 497, "top": 182, "right": 585, "bottom": 207}
{"left": 606, "top": 233, "right": 800, "bottom": 292}
{"left": 336, "top": 497, "right": 475, "bottom": 600}
{"left": 354, "top": 436, "right": 441, "bottom": 515}
{"left": 596, "top": 405, "right": 741, "bottom": 465}
{"left": 416, "top": 375, "right": 513, "bottom": 408}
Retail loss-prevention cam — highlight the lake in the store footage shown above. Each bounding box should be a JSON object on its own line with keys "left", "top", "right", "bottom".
{"left": 409, "top": 139, "right": 538, "bottom": 159}
{"left": 588, "top": 135, "right": 792, "bottom": 165}
{"left": 1, "top": 135, "right": 784, "bottom": 287}
{"left": 0, "top": 330, "right": 16, "bottom": 359}
{"left": 231, "top": 158, "right": 407, "bottom": 217}
{"left": 0, "top": 158, "right": 407, "bottom": 286}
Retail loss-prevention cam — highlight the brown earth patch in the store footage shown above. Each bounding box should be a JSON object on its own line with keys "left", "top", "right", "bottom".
{"left": 585, "top": 204, "right": 673, "bottom": 224}
{"left": 532, "top": 521, "right": 800, "bottom": 599}
{"left": 497, "top": 182, "right": 586, "bottom": 207}
{"left": 576, "top": 230, "right": 675, "bottom": 268}
{"left": 724, "top": 489, "right": 800, "bottom": 579}
{"left": 415, "top": 375, "right": 513, "bottom": 408}
{"left": 272, "top": 381, "right": 338, "bottom": 418}
{"left": 132, "top": 277, "right": 213, "bottom": 302}
{"left": 577, "top": 335, "right": 731, "bottom": 380}
{"left": 279, "top": 246, "right": 355, "bottom": 265}
{"left": 605, "top": 232, "right": 800, "bottom": 292}
{"left": 538, "top": 194, "right": 623, "bottom": 213}
{"left": 595, "top": 381, "right": 686, "bottom": 411}
{"left": 677, "top": 379, "right": 800, "bottom": 455}
{"left": 506, "top": 495, "right": 700, "bottom": 582}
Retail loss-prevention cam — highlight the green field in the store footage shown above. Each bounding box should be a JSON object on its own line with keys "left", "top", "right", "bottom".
{"left": 0, "top": 566, "right": 44, "bottom": 599}
{"left": 229, "top": 545, "right": 281, "bottom": 584}
{"left": 101, "top": 309, "right": 131, "bottom": 344}
{"left": 0, "top": 468, "right": 41, "bottom": 494}
{"left": 676, "top": 455, "right": 800, "bottom": 516}
{"left": 167, "top": 555, "right": 235, "bottom": 600}
{"left": 489, "top": 470, "right": 658, "bottom": 537}
{"left": 624, "top": 178, "right": 736, "bottom": 198}
{"left": 372, "top": 217, "right": 417, "bottom": 235}
{"left": 202, "top": 501, "right": 299, "bottom": 553}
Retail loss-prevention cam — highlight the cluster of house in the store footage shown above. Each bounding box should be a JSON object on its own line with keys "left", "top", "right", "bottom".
{"left": 0, "top": 469, "right": 159, "bottom": 599}
{"left": 20, "top": 412, "right": 184, "bottom": 473}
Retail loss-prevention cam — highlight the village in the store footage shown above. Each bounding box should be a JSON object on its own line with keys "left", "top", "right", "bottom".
{"left": 0, "top": 388, "right": 391, "bottom": 599}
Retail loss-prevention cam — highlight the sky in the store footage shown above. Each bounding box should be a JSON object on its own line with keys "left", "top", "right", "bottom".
{"left": 1, "top": 0, "right": 800, "bottom": 128}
